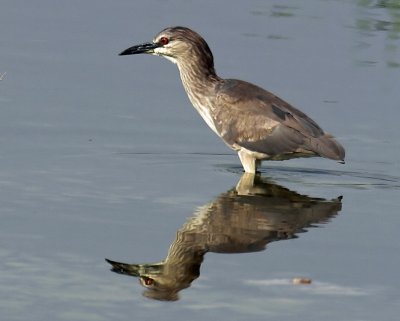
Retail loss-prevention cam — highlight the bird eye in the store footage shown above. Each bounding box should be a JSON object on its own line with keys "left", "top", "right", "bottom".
{"left": 142, "top": 277, "right": 154, "bottom": 286}
{"left": 159, "top": 37, "right": 169, "bottom": 45}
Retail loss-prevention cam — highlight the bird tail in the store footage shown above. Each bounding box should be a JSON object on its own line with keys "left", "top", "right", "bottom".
{"left": 307, "top": 134, "right": 345, "bottom": 163}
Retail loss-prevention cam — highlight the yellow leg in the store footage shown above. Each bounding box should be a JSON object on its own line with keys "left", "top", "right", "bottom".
{"left": 238, "top": 150, "right": 259, "bottom": 174}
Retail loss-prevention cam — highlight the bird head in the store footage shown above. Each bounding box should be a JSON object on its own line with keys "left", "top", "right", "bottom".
{"left": 119, "top": 26, "right": 214, "bottom": 67}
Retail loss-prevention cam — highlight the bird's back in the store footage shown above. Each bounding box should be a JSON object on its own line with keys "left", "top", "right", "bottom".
{"left": 214, "top": 79, "right": 345, "bottom": 161}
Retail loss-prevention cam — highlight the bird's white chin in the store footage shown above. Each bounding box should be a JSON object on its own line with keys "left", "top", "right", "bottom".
{"left": 162, "top": 55, "right": 178, "bottom": 64}
{"left": 153, "top": 47, "right": 178, "bottom": 64}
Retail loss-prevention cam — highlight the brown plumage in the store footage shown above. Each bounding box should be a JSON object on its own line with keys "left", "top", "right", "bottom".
{"left": 120, "top": 26, "right": 345, "bottom": 173}
{"left": 106, "top": 173, "right": 342, "bottom": 301}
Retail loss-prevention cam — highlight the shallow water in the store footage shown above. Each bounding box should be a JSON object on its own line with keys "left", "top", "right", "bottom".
{"left": 1, "top": 0, "right": 399, "bottom": 320}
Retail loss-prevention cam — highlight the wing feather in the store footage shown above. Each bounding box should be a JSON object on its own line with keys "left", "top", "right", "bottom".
{"left": 214, "top": 79, "right": 344, "bottom": 160}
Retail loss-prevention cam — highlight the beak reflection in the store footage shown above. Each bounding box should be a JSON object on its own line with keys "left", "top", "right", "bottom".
{"left": 106, "top": 173, "right": 343, "bottom": 301}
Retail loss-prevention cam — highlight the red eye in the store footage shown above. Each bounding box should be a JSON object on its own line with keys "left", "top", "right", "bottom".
{"left": 159, "top": 37, "right": 169, "bottom": 45}
{"left": 142, "top": 277, "right": 154, "bottom": 286}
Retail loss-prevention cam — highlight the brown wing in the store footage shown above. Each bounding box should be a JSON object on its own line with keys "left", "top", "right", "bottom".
{"left": 214, "top": 79, "right": 345, "bottom": 160}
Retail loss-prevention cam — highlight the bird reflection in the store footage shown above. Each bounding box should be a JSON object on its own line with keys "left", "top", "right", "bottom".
{"left": 106, "top": 173, "right": 342, "bottom": 301}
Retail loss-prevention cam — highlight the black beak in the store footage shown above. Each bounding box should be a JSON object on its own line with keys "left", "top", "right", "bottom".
{"left": 119, "top": 42, "right": 160, "bottom": 56}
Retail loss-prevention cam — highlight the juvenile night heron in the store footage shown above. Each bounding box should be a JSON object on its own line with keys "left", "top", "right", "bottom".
{"left": 120, "top": 26, "right": 345, "bottom": 173}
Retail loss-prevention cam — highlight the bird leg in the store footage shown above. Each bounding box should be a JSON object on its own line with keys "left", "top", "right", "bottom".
{"left": 238, "top": 150, "right": 260, "bottom": 174}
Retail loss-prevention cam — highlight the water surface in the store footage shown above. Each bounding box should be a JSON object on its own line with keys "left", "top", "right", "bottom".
{"left": 1, "top": 0, "right": 399, "bottom": 320}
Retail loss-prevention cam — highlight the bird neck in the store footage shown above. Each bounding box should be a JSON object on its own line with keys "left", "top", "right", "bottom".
{"left": 176, "top": 60, "right": 222, "bottom": 136}
{"left": 177, "top": 58, "right": 221, "bottom": 100}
